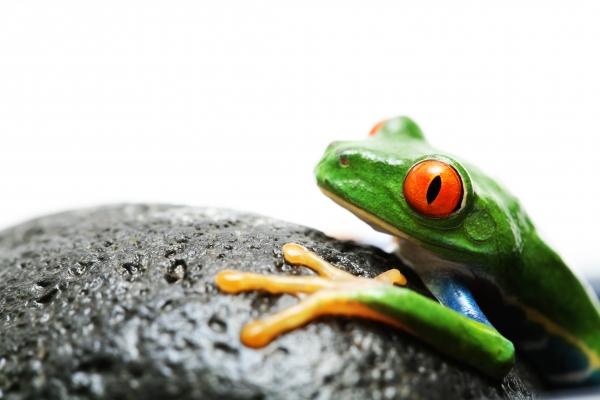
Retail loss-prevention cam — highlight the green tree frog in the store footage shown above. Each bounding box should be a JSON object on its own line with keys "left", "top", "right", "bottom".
{"left": 216, "top": 117, "right": 600, "bottom": 387}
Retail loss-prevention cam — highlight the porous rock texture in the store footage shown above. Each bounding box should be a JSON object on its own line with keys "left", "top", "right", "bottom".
{"left": 0, "top": 205, "right": 539, "bottom": 399}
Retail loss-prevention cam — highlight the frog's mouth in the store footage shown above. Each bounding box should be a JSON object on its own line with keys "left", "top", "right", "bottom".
{"left": 319, "top": 186, "right": 413, "bottom": 242}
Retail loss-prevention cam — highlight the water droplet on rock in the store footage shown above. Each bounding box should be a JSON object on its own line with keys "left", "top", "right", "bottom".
{"left": 35, "top": 288, "right": 58, "bottom": 304}
{"left": 164, "top": 260, "right": 187, "bottom": 283}
{"left": 208, "top": 314, "right": 227, "bottom": 333}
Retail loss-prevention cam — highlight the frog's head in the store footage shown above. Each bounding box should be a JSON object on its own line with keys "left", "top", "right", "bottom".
{"left": 315, "top": 116, "right": 527, "bottom": 268}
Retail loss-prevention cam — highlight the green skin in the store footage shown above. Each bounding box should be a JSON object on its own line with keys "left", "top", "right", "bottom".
{"left": 315, "top": 116, "right": 600, "bottom": 386}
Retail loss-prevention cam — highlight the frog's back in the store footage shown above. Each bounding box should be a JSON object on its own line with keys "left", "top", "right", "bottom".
{"left": 458, "top": 159, "right": 600, "bottom": 386}
{"left": 481, "top": 207, "right": 600, "bottom": 386}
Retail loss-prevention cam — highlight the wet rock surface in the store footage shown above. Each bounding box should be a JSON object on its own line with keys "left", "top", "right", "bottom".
{"left": 0, "top": 205, "right": 539, "bottom": 399}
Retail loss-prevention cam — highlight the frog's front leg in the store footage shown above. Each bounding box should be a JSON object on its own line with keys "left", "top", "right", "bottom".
{"left": 215, "top": 243, "right": 515, "bottom": 380}
{"left": 216, "top": 243, "right": 407, "bottom": 346}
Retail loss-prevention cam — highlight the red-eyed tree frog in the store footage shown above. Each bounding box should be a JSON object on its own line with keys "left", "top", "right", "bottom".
{"left": 216, "top": 117, "right": 600, "bottom": 387}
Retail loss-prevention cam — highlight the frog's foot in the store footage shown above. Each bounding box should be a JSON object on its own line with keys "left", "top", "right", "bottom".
{"left": 215, "top": 242, "right": 407, "bottom": 347}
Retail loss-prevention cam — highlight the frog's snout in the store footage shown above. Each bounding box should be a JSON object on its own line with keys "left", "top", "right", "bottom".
{"left": 315, "top": 144, "right": 356, "bottom": 195}
{"left": 314, "top": 154, "right": 331, "bottom": 187}
{"left": 321, "top": 141, "right": 353, "bottom": 166}
{"left": 315, "top": 144, "right": 339, "bottom": 188}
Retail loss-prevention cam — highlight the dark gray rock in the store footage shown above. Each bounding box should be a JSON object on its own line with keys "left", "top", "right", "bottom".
{"left": 0, "top": 205, "right": 539, "bottom": 399}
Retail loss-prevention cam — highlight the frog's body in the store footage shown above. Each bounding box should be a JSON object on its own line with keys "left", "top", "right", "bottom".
{"left": 216, "top": 117, "right": 600, "bottom": 386}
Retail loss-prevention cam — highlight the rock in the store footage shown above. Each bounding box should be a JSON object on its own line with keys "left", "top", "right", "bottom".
{"left": 0, "top": 205, "right": 539, "bottom": 399}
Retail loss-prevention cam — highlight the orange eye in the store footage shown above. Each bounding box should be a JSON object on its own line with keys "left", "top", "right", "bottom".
{"left": 403, "top": 160, "right": 464, "bottom": 218}
{"left": 368, "top": 120, "right": 385, "bottom": 137}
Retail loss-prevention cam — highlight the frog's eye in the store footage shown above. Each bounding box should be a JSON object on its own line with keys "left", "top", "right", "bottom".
{"left": 368, "top": 120, "right": 385, "bottom": 137}
{"left": 403, "top": 160, "right": 464, "bottom": 218}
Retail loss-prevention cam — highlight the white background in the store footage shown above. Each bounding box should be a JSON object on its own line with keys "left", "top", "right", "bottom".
{"left": 0, "top": 1, "right": 598, "bottom": 277}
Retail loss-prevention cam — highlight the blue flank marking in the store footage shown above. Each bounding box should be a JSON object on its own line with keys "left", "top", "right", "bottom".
{"left": 475, "top": 285, "right": 597, "bottom": 386}
{"left": 424, "top": 275, "right": 600, "bottom": 385}
{"left": 425, "top": 277, "right": 492, "bottom": 326}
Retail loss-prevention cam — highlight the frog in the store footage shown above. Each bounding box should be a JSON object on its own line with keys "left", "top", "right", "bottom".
{"left": 215, "top": 116, "right": 600, "bottom": 387}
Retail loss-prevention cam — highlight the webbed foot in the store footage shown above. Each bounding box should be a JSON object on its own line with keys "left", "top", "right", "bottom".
{"left": 215, "top": 242, "right": 406, "bottom": 347}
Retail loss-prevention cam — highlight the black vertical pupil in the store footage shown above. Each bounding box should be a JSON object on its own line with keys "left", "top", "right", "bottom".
{"left": 426, "top": 176, "right": 442, "bottom": 204}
